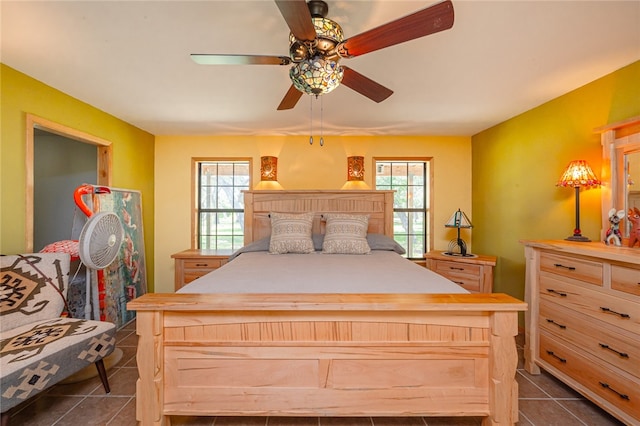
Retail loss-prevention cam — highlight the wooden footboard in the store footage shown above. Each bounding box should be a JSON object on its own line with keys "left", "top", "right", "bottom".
{"left": 128, "top": 293, "right": 526, "bottom": 425}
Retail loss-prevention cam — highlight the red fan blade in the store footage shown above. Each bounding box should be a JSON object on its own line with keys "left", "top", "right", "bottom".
{"left": 277, "top": 85, "right": 304, "bottom": 110}
{"left": 341, "top": 67, "right": 393, "bottom": 103}
{"left": 191, "top": 54, "right": 291, "bottom": 65}
{"left": 337, "top": 0, "right": 454, "bottom": 58}
{"left": 275, "top": 0, "right": 317, "bottom": 42}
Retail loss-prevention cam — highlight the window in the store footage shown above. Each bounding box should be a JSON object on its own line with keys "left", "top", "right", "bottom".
{"left": 374, "top": 159, "right": 431, "bottom": 259}
{"left": 195, "top": 160, "right": 251, "bottom": 250}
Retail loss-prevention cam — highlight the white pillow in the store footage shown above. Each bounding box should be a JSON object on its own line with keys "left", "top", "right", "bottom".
{"left": 269, "top": 212, "right": 315, "bottom": 254}
{"left": 322, "top": 214, "right": 371, "bottom": 254}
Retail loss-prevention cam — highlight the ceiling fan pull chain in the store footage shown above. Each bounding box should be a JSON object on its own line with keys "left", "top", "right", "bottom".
{"left": 309, "top": 95, "right": 314, "bottom": 145}
{"left": 320, "top": 96, "right": 324, "bottom": 147}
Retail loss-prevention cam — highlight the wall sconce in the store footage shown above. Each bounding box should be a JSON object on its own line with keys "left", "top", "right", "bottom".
{"left": 556, "top": 159, "right": 600, "bottom": 242}
{"left": 260, "top": 156, "right": 278, "bottom": 181}
{"left": 444, "top": 208, "right": 474, "bottom": 257}
{"left": 347, "top": 156, "right": 365, "bottom": 181}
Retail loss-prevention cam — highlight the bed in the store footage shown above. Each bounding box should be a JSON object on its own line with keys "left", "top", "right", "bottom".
{"left": 128, "top": 190, "right": 526, "bottom": 425}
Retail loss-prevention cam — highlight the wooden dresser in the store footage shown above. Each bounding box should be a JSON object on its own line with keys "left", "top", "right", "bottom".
{"left": 522, "top": 240, "right": 640, "bottom": 425}
{"left": 424, "top": 251, "right": 496, "bottom": 293}
{"left": 171, "top": 249, "right": 233, "bottom": 291}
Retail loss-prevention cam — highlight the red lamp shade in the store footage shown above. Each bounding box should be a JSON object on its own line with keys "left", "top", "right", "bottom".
{"left": 556, "top": 160, "right": 600, "bottom": 188}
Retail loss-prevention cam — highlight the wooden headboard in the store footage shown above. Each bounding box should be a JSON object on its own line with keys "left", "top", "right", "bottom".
{"left": 243, "top": 190, "right": 395, "bottom": 244}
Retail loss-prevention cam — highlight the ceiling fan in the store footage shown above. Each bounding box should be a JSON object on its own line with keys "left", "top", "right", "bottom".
{"left": 191, "top": 0, "right": 454, "bottom": 110}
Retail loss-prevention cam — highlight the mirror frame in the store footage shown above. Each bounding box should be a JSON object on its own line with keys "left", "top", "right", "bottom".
{"left": 25, "top": 114, "right": 112, "bottom": 251}
{"left": 597, "top": 115, "right": 640, "bottom": 243}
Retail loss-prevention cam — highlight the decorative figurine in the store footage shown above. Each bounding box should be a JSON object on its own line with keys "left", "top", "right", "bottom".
{"left": 628, "top": 207, "right": 640, "bottom": 248}
{"left": 605, "top": 208, "right": 625, "bottom": 246}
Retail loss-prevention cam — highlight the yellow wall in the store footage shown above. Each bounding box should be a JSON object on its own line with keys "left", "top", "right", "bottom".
{"left": 154, "top": 135, "right": 471, "bottom": 292}
{"left": 0, "top": 64, "right": 156, "bottom": 288}
{"left": 472, "top": 61, "right": 640, "bottom": 303}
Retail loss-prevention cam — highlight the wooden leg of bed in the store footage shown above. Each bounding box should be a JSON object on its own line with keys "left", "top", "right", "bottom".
{"left": 484, "top": 311, "right": 519, "bottom": 425}
{"left": 135, "top": 311, "right": 169, "bottom": 426}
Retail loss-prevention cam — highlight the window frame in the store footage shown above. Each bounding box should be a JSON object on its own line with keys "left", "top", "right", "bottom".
{"left": 373, "top": 157, "right": 434, "bottom": 259}
{"left": 191, "top": 157, "right": 253, "bottom": 249}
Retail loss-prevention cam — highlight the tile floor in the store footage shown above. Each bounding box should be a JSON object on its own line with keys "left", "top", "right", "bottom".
{"left": 5, "top": 321, "right": 626, "bottom": 426}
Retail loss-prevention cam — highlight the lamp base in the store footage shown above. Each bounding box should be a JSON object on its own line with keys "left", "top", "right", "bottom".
{"left": 565, "top": 234, "right": 591, "bottom": 242}
{"left": 443, "top": 252, "right": 478, "bottom": 258}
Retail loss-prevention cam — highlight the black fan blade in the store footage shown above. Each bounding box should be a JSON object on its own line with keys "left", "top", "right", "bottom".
{"left": 337, "top": 0, "right": 454, "bottom": 58}
{"left": 341, "top": 67, "right": 393, "bottom": 103}
{"left": 275, "top": 0, "right": 317, "bottom": 42}
{"left": 191, "top": 54, "right": 291, "bottom": 65}
{"left": 277, "top": 85, "right": 304, "bottom": 110}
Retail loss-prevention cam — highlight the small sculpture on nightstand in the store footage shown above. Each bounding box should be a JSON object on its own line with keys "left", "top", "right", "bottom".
{"left": 628, "top": 207, "right": 640, "bottom": 248}
{"left": 604, "top": 208, "right": 625, "bottom": 246}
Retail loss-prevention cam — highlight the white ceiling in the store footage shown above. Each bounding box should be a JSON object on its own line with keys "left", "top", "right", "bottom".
{"left": 2, "top": 1, "right": 639, "bottom": 136}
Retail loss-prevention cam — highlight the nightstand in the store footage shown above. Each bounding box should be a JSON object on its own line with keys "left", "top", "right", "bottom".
{"left": 424, "top": 250, "right": 497, "bottom": 293}
{"left": 171, "top": 249, "right": 233, "bottom": 291}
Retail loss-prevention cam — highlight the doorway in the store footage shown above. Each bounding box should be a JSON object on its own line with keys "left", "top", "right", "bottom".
{"left": 25, "top": 114, "right": 112, "bottom": 252}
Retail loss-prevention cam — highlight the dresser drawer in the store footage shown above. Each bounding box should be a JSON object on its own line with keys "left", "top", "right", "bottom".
{"left": 183, "top": 258, "right": 227, "bottom": 270}
{"left": 540, "top": 252, "right": 603, "bottom": 286}
{"left": 539, "top": 274, "right": 639, "bottom": 334}
{"left": 611, "top": 264, "right": 640, "bottom": 297}
{"left": 539, "top": 300, "right": 640, "bottom": 378}
{"left": 539, "top": 332, "right": 640, "bottom": 421}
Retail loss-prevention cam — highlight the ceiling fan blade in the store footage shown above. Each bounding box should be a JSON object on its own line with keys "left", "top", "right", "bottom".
{"left": 277, "top": 85, "right": 304, "bottom": 110}
{"left": 337, "top": 0, "right": 454, "bottom": 58}
{"left": 341, "top": 67, "right": 393, "bottom": 103}
{"left": 275, "top": 0, "right": 317, "bottom": 42}
{"left": 191, "top": 54, "right": 291, "bottom": 65}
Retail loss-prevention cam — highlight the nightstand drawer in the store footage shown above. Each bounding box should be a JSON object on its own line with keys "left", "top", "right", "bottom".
{"left": 434, "top": 260, "right": 481, "bottom": 277}
{"left": 440, "top": 273, "right": 481, "bottom": 292}
{"left": 612, "top": 264, "right": 640, "bottom": 297}
{"left": 539, "top": 300, "right": 640, "bottom": 378}
{"left": 184, "top": 270, "right": 213, "bottom": 284}
{"left": 540, "top": 252, "right": 603, "bottom": 286}
{"left": 183, "top": 259, "right": 227, "bottom": 270}
{"left": 540, "top": 332, "right": 640, "bottom": 420}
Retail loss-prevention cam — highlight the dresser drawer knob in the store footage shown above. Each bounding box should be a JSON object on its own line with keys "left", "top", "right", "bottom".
{"left": 599, "top": 382, "right": 630, "bottom": 400}
{"left": 546, "top": 319, "right": 566, "bottom": 329}
{"left": 599, "top": 343, "right": 630, "bottom": 358}
{"left": 195, "top": 263, "right": 209, "bottom": 267}
{"left": 553, "top": 263, "right": 576, "bottom": 271}
{"left": 545, "top": 350, "right": 567, "bottom": 363}
{"left": 600, "top": 307, "right": 631, "bottom": 319}
{"left": 546, "top": 289, "right": 567, "bottom": 297}
{"left": 449, "top": 266, "right": 465, "bottom": 271}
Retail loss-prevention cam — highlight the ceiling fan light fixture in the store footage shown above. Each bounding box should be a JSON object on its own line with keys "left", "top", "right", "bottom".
{"left": 290, "top": 57, "right": 343, "bottom": 96}
{"left": 313, "top": 17, "right": 343, "bottom": 44}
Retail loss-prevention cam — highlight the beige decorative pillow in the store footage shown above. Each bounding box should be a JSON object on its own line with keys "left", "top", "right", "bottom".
{"left": 269, "top": 212, "right": 315, "bottom": 254}
{"left": 322, "top": 214, "right": 371, "bottom": 254}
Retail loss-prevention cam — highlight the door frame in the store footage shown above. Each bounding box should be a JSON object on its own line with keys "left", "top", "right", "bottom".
{"left": 25, "top": 113, "right": 112, "bottom": 251}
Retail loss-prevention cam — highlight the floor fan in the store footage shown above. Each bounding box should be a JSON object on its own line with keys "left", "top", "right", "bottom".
{"left": 78, "top": 211, "right": 124, "bottom": 320}
{"left": 61, "top": 186, "right": 125, "bottom": 384}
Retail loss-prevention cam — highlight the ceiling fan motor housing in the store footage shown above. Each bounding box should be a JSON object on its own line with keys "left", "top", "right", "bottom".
{"left": 289, "top": 1, "right": 343, "bottom": 63}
